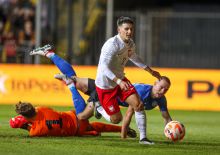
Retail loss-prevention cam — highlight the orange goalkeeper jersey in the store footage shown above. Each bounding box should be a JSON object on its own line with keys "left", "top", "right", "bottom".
{"left": 29, "top": 107, "right": 78, "bottom": 137}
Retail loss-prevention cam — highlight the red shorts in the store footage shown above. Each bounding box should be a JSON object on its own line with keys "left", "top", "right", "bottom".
{"left": 96, "top": 77, "right": 137, "bottom": 115}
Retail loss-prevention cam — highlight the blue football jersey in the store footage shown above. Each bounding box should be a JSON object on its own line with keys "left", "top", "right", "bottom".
{"left": 118, "top": 84, "right": 168, "bottom": 111}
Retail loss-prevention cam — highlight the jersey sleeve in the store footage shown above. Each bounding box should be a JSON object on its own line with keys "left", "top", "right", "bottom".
{"left": 129, "top": 44, "right": 148, "bottom": 69}
{"left": 158, "top": 96, "right": 168, "bottom": 112}
{"left": 129, "top": 53, "right": 148, "bottom": 69}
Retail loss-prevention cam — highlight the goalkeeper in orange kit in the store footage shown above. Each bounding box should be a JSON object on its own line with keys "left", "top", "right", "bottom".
{"left": 10, "top": 101, "right": 124, "bottom": 137}
{"left": 10, "top": 72, "right": 136, "bottom": 137}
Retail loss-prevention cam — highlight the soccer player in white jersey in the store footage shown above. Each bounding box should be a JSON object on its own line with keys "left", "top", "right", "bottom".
{"left": 95, "top": 16, "right": 161, "bottom": 144}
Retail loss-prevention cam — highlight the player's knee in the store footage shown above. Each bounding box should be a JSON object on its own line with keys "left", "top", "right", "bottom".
{"left": 110, "top": 113, "right": 122, "bottom": 124}
{"left": 111, "top": 117, "right": 122, "bottom": 124}
{"left": 126, "top": 94, "right": 144, "bottom": 111}
{"left": 133, "top": 102, "right": 144, "bottom": 112}
{"left": 77, "top": 114, "right": 85, "bottom": 120}
{"left": 77, "top": 113, "right": 91, "bottom": 120}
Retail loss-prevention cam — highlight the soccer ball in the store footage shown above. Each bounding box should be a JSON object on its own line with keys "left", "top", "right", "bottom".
{"left": 164, "top": 120, "right": 185, "bottom": 142}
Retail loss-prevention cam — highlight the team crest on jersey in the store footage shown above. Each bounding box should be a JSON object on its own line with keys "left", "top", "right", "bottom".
{"left": 152, "top": 101, "right": 158, "bottom": 108}
{"left": 108, "top": 105, "right": 115, "bottom": 112}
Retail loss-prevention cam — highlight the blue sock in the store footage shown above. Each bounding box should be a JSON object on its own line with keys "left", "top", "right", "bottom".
{"left": 50, "top": 54, "right": 76, "bottom": 77}
{"left": 68, "top": 84, "right": 86, "bottom": 114}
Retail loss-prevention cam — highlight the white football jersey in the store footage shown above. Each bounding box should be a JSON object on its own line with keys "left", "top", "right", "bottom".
{"left": 95, "top": 34, "right": 147, "bottom": 89}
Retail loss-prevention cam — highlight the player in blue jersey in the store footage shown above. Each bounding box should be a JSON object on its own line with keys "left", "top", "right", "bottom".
{"left": 117, "top": 77, "right": 172, "bottom": 138}
{"left": 118, "top": 79, "right": 171, "bottom": 122}
{"left": 29, "top": 44, "right": 171, "bottom": 142}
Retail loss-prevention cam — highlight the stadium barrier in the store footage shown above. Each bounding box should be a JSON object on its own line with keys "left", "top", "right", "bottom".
{"left": 0, "top": 64, "right": 219, "bottom": 111}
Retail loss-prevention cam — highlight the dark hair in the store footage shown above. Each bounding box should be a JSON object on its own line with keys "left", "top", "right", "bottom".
{"left": 160, "top": 76, "right": 171, "bottom": 85}
{"left": 117, "top": 16, "right": 134, "bottom": 27}
{"left": 15, "top": 101, "right": 36, "bottom": 118}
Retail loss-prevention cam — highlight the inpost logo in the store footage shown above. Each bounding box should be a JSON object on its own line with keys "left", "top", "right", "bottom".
{"left": 0, "top": 73, "right": 7, "bottom": 94}
{"left": 11, "top": 78, "right": 66, "bottom": 92}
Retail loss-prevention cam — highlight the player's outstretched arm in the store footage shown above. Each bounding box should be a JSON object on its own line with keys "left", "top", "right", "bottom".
{"left": 161, "top": 111, "right": 172, "bottom": 126}
{"left": 129, "top": 53, "right": 161, "bottom": 79}
{"left": 9, "top": 115, "right": 31, "bottom": 131}
{"left": 144, "top": 66, "right": 161, "bottom": 79}
{"left": 121, "top": 106, "right": 134, "bottom": 139}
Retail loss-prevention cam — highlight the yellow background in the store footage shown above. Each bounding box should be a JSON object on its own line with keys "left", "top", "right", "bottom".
{"left": 0, "top": 64, "right": 219, "bottom": 111}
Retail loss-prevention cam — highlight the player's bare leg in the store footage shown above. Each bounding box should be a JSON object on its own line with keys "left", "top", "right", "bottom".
{"left": 77, "top": 102, "right": 94, "bottom": 120}
{"left": 72, "top": 77, "right": 90, "bottom": 94}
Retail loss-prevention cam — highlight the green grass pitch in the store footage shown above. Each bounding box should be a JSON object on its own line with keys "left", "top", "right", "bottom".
{"left": 0, "top": 104, "right": 220, "bottom": 155}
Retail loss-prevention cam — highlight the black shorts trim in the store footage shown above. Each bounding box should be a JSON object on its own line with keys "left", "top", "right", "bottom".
{"left": 84, "top": 78, "right": 96, "bottom": 95}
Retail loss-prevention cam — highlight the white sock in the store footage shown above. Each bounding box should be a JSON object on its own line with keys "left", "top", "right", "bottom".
{"left": 97, "top": 106, "right": 111, "bottom": 122}
{"left": 135, "top": 110, "right": 147, "bottom": 140}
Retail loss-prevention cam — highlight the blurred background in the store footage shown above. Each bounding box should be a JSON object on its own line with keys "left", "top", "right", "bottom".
{"left": 0, "top": 0, "right": 220, "bottom": 69}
